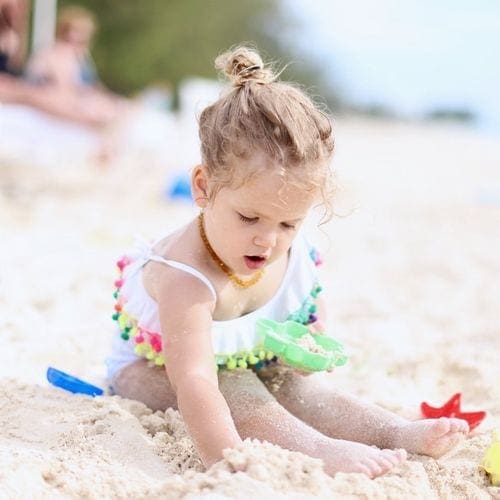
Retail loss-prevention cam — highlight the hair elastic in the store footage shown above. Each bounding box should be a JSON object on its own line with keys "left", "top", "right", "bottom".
{"left": 238, "top": 64, "right": 262, "bottom": 77}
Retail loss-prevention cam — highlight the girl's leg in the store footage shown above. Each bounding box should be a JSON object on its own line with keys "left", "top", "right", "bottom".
{"left": 111, "top": 361, "right": 405, "bottom": 477}
{"left": 110, "top": 359, "right": 178, "bottom": 412}
{"left": 216, "top": 368, "right": 405, "bottom": 478}
{"left": 259, "top": 367, "right": 468, "bottom": 458}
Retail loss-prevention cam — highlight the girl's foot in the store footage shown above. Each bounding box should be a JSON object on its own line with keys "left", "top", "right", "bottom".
{"left": 392, "top": 417, "right": 468, "bottom": 458}
{"left": 320, "top": 439, "right": 407, "bottom": 478}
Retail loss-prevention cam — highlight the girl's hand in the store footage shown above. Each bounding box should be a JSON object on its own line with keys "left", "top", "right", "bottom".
{"left": 308, "top": 320, "right": 326, "bottom": 335}
{"left": 296, "top": 321, "right": 335, "bottom": 376}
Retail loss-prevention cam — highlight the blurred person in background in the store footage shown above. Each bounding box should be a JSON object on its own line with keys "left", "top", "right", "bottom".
{"left": 24, "top": 4, "right": 128, "bottom": 128}
{"left": 0, "top": 4, "right": 129, "bottom": 128}
{"left": 0, "top": 0, "right": 28, "bottom": 75}
{"left": 0, "top": 4, "right": 147, "bottom": 167}
{"left": 26, "top": 5, "right": 98, "bottom": 87}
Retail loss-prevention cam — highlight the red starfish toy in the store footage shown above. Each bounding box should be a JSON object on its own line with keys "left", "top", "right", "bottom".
{"left": 420, "top": 392, "right": 486, "bottom": 431}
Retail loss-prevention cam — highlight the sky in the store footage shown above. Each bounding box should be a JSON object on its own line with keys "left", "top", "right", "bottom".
{"left": 284, "top": 0, "right": 500, "bottom": 134}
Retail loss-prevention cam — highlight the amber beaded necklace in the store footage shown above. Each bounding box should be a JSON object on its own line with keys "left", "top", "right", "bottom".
{"left": 198, "top": 212, "right": 264, "bottom": 288}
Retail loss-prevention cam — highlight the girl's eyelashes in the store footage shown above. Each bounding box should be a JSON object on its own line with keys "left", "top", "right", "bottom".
{"left": 238, "top": 212, "right": 296, "bottom": 230}
{"left": 238, "top": 213, "right": 258, "bottom": 224}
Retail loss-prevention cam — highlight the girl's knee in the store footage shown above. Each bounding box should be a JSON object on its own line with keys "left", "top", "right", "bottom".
{"left": 218, "top": 368, "right": 276, "bottom": 408}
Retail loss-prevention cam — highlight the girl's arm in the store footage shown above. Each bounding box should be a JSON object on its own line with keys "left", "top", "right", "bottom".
{"left": 154, "top": 268, "right": 242, "bottom": 467}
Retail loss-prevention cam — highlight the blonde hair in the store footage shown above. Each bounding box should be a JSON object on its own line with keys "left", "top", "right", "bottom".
{"left": 56, "top": 6, "right": 97, "bottom": 40}
{"left": 199, "top": 45, "right": 335, "bottom": 219}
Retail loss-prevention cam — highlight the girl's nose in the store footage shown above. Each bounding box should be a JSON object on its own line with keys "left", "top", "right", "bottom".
{"left": 253, "top": 231, "right": 277, "bottom": 249}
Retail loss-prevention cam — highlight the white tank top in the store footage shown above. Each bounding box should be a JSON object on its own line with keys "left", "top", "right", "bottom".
{"left": 105, "top": 232, "right": 319, "bottom": 380}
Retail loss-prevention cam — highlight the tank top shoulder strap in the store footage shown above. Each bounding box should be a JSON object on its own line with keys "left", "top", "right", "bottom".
{"left": 148, "top": 255, "right": 217, "bottom": 301}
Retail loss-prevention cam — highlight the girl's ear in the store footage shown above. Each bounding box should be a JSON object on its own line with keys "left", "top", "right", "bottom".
{"left": 191, "top": 164, "right": 209, "bottom": 208}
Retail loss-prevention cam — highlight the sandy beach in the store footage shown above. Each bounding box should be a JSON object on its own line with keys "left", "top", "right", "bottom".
{"left": 1, "top": 116, "right": 499, "bottom": 499}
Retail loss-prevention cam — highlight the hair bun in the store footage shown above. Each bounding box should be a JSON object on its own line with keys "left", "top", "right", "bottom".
{"left": 215, "top": 46, "right": 275, "bottom": 87}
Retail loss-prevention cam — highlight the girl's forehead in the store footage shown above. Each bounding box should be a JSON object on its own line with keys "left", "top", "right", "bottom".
{"left": 223, "top": 172, "right": 316, "bottom": 218}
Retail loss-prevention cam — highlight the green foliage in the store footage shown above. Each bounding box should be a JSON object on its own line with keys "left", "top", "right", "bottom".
{"left": 57, "top": 0, "right": 334, "bottom": 103}
{"left": 426, "top": 108, "right": 476, "bottom": 123}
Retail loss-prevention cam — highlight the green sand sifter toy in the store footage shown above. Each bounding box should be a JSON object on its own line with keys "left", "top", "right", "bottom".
{"left": 256, "top": 319, "right": 348, "bottom": 372}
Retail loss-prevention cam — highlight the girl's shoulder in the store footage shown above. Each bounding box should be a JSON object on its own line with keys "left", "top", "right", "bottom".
{"left": 142, "top": 221, "right": 217, "bottom": 302}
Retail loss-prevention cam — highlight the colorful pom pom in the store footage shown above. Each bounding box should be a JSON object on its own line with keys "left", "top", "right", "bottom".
{"left": 150, "top": 336, "right": 162, "bottom": 353}
{"left": 248, "top": 355, "right": 259, "bottom": 365}
{"left": 154, "top": 354, "right": 165, "bottom": 366}
{"left": 116, "top": 256, "right": 130, "bottom": 271}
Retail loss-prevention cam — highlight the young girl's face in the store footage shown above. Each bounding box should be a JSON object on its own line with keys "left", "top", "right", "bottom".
{"left": 196, "top": 162, "right": 317, "bottom": 276}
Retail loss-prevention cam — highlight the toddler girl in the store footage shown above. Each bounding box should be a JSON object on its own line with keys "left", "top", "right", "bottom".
{"left": 106, "top": 46, "right": 468, "bottom": 478}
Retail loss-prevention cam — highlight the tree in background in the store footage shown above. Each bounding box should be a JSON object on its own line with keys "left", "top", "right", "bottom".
{"left": 57, "top": 0, "right": 340, "bottom": 109}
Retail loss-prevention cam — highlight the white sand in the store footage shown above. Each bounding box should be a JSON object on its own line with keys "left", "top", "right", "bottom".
{"left": 1, "top": 117, "right": 499, "bottom": 498}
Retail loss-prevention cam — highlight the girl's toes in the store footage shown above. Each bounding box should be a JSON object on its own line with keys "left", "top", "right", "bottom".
{"left": 448, "top": 418, "right": 458, "bottom": 432}
{"left": 380, "top": 450, "right": 399, "bottom": 466}
{"left": 377, "top": 456, "right": 396, "bottom": 472}
{"left": 382, "top": 448, "right": 406, "bottom": 466}
{"left": 364, "top": 459, "right": 383, "bottom": 477}
{"left": 444, "top": 418, "right": 468, "bottom": 434}
{"left": 456, "top": 419, "right": 469, "bottom": 433}
{"left": 359, "top": 465, "right": 374, "bottom": 478}
{"left": 431, "top": 417, "right": 452, "bottom": 436}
